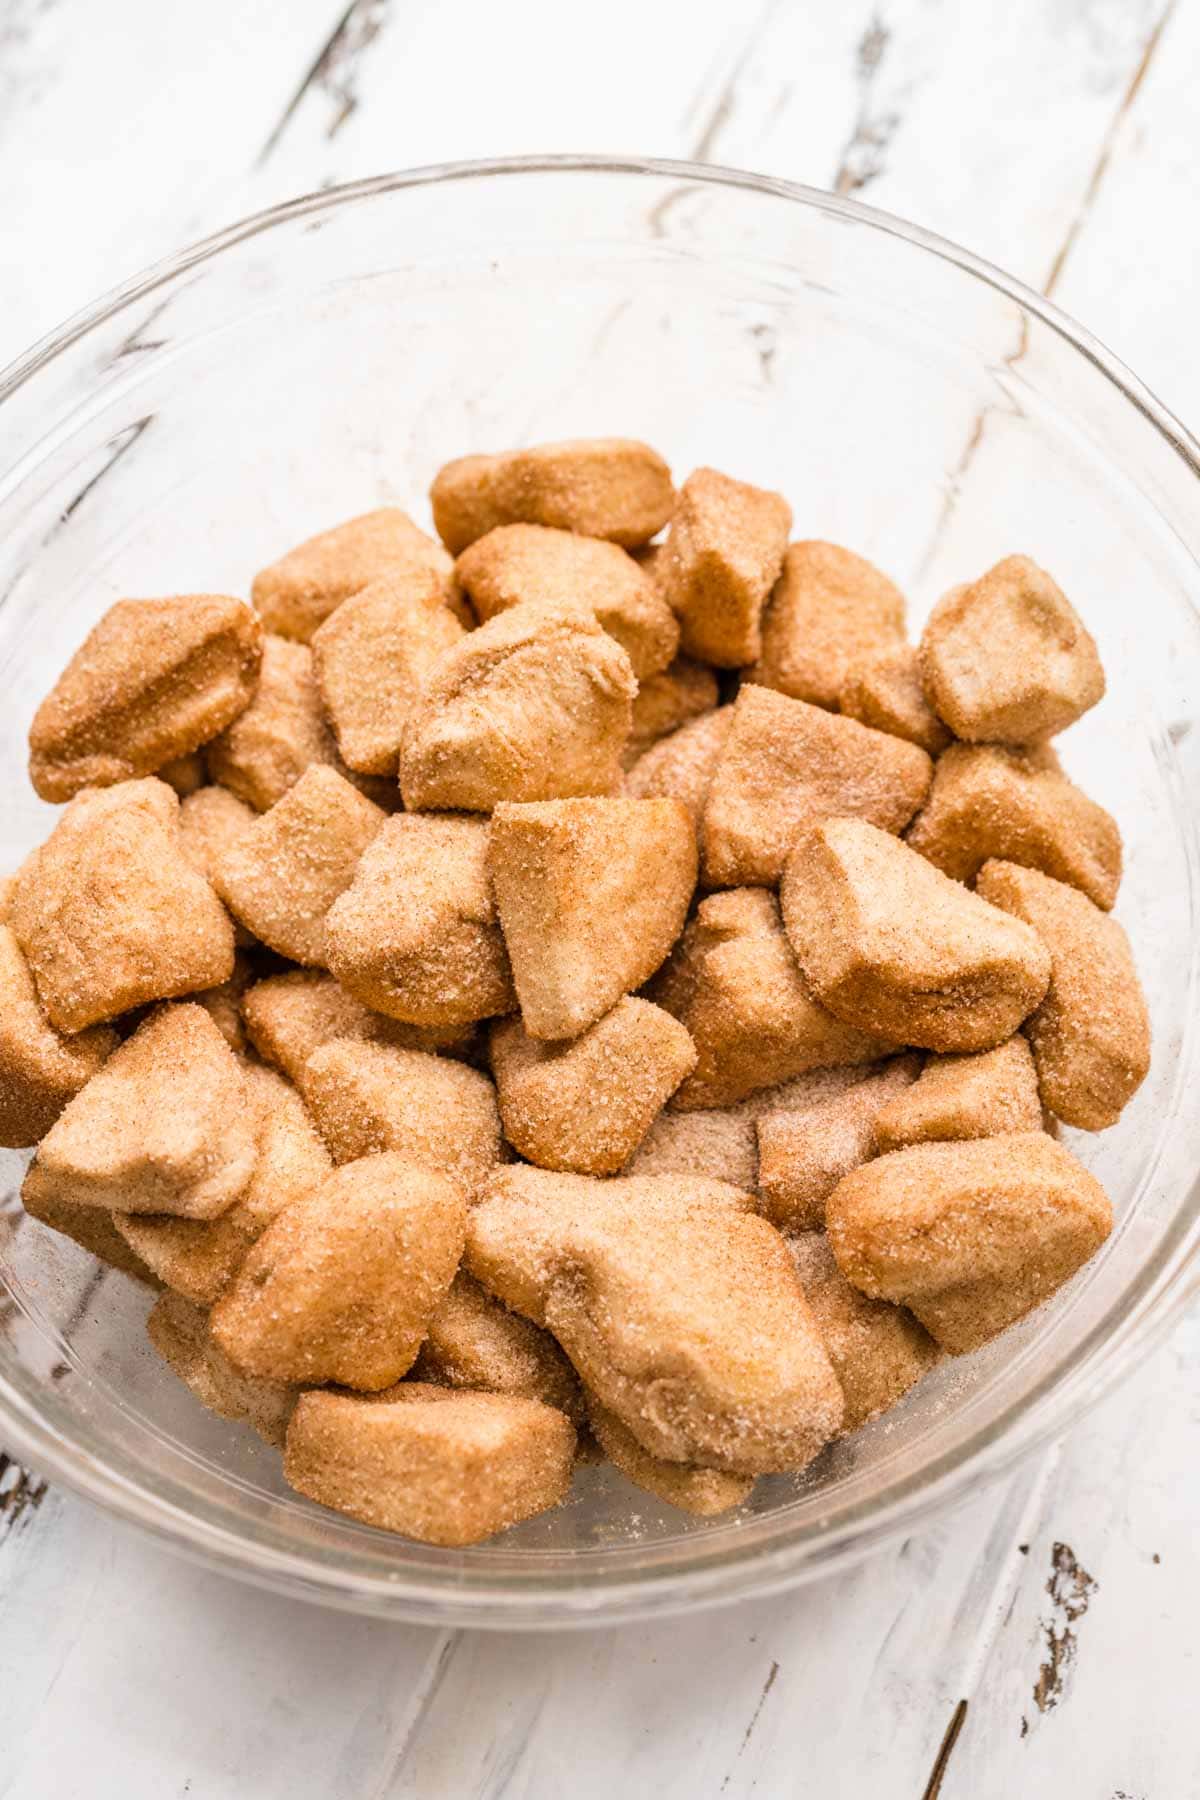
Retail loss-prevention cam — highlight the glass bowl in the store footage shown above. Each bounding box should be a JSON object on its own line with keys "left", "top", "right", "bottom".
{"left": 1, "top": 156, "right": 1198, "bottom": 1629}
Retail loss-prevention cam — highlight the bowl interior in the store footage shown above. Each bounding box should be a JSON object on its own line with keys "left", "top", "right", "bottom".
{"left": 1, "top": 163, "right": 1198, "bottom": 1623}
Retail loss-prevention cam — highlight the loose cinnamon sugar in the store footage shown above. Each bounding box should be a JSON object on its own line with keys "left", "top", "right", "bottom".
{"left": 838, "top": 645, "right": 952, "bottom": 756}
{"left": 148, "top": 1291, "right": 298, "bottom": 1447}
{"left": 624, "top": 704, "right": 734, "bottom": 819}
{"left": 756, "top": 1055, "right": 921, "bottom": 1231}
{"left": 666, "top": 467, "right": 792, "bottom": 667}
{"left": 587, "top": 1396, "right": 755, "bottom": 1517}
{"left": 252, "top": 507, "right": 454, "bottom": 642}
{"left": 430, "top": 438, "right": 675, "bottom": 555}
{"left": 873, "top": 1036, "right": 1043, "bottom": 1151}
{"left": 412, "top": 1268, "right": 584, "bottom": 1425}
{"left": 622, "top": 657, "right": 720, "bottom": 766}
{"left": 751, "top": 541, "right": 907, "bottom": 710}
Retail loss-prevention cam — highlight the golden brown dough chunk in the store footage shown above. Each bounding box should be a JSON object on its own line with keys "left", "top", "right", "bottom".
{"left": 622, "top": 658, "right": 719, "bottom": 766}
{"left": 21, "top": 1180, "right": 161, "bottom": 1284}
{"left": 919, "top": 556, "right": 1105, "bottom": 744}
{"left": 837, "top": 646, "right": 952, "bottom": 755}
{"left": 158, "top": 752, "right": 206, "bottom": 796}
{"left": 284, "top": 1384, "right": 576, "bottom": 1544}
{"left": 206, "top": 635, "right": 343, "bottom": 810}
{"left": 302, "top": 1038, "right": 503, "bottom": 1191}
{"left": 25, "top": 1004, "right": 257, "bottom": 1219}
{"left": 623, "top": 1105, "right": 759, "bottom": 1191}
{"left": 148, "top": 1291, "right": 298, "bottom": 1447}
{"left": 10, "top": 779, "right": 234, "bottom": 1032}
{"left": 28, "top": 596, "right": 263, "bottom": 802}
{"left": 400, "top": 604, "right": 635, "bottom": 811}
{"left": 311, "top": 571, "right": 467, "bottom": 776}
{"left": 178, "top": 786, "right": 257, "bottom": 948}
{"left": 325, "top": 814, "right": 513, "bottom": 1027}
{"left": 750, "top": 542, "right": 907, "bottom": 710}
{"left": 664, "top": 468, "right": 791, "bottom": 667}
{"left": 214, "top": 765, "right": 384, "bottom": 965}
{"left": 241, "top": 971, "right": 470, "bottom": 1084}
{"left": 975, "top": 860, "right": 1150, "bottom": 1130}
{"left": 827, "top": 1133, "right": 1112, "bottom": 1353}
{"left": 906, "top": 743, "right": 1122, "bottom": 911}
{"left": 431, "top": 438, "right": 674, "bottom": 555}
{"left": 587, "top": 1397, "right": 754, "bottom": 1517}
{"left": 467, "top": 1166, "right": 843, "bottom": 1473}
{"left": 874, "top": 1037, "right": 1043, "bottom": 1151}
{"left": 456, "top": 524, "right": 678, "bottom": 679}
{"left": 655, "top": 889, "right": 893, "bottom": 1111}
{"left": 490, "top": 998, "right": 697, "bottom": 1175}
{"left": 781, "top": 818, "right": 1051, "bottom": 1053}
{"left": 787, "top": 1233, "right": 940, "bottom": 1432}
{"left": 756, "top": 1056, "right": 921, "bottom": 1231}
{"left": 623, "top": 706, "right": 734, "bottom": 820}
{"left": 488, "top": 797, "right": 697, "bottom": 1039}
{"left": 212, "top": 1154, "right": 465, "bottom": 1389}
{"left": 702, "top": 686, "right": 932, "bottom": 887}
{"left": 412, "top": 1269, "right": 584, "bottom": 1423}
{"left": 115, "top": 1064, "right": 332, "bottom": 1303}
{"left": 251, "top": 507, "right": 454, "bottom": 642}
{"left": 0, "top": 925, "right": 115, "bottom": 1147}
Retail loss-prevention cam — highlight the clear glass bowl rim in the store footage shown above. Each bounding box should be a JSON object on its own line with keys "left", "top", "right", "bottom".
{"left": 1, "top": 153, "right": 1198, "bottom": 1628}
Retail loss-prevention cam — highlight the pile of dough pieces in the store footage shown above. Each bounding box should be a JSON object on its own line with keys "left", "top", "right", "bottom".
{"left": 2, "top": 437, "right": 1150, "bottom": 1545}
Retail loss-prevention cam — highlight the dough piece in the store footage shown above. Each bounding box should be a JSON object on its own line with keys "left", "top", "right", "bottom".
{"left": 241, "top": 970, "right": 470, "bottom": 1082}
{"left": 488, "top": 797, "right": 697, "bottom": 1038}
{"left": 975, "top": 860, "right": 1150, "bottom": 1129}
{"left": 702, "top": 685, "right": 932, "bottom": 886}
{"left": 29, "top": 595, "right": 263, "bottom": 802}
{"left": 623, "top": 706, "right": 734, "bottom": 821}
{"left": 919, "top": 556, "right": 1105, "bottom": 744}
{"left": 206, "top": 634, "right": 345, "bottom": 810}
{"left": 906, "top": 743, "right": 1122, "bottom": 910}
{"left": 622, "top": 1104, "right": 759, "bottom": 1193}
{"left": 837, "top": 646, "right": 952, "bottom": 755}
{"left": 623, "top": 658, "right": 719, "bottom": 766}
{"left": 148, "top": 1291, "right": 298, "bottom": 1447}
{"left": 251, "top": 507, "right": 454, "bottom": 642}
{"left": 400, "top": 604, "right": 636, "bottom": 812}
{"left": 751, "top": 542, "right": 906, "bottom": 710}
{"left": 24, "top": 1004, "right": 257, "bottom": 1219}
{"left": 0, "top": 925, "right": 115, "bottom": 1147}
{"left": 827, "top": 1133, "right": 1112, "bottom": 1354}
{"left": 873, "top": 1037, "right": 1043, "bottom": 1151}
{"left": 431, "top": 438, "right": 674, "bottom": 554}
{"left": 158, "top": 752, "right": 206, "bottom": 796}
{"left": 490, "top": 998, "right": 697, "bottom": 1175}
{"left": 756, "top": 1055, "right": 921, "bottom": 1231}
{"left": 326, "top": 813, "right": 513, "bottom": 1026}
{"left": 214, "top": 764, "right": 385, "bottom": 964}
{"left": 284, "top": 1385, "right": 576, "bottom": 1545}
{"left": 587, "top": 1397, "right": 754, "bottom": 1517}
{"left": 665, "top": 467, "right": 792, "bottom": 667}
{"left": 21, "top": 1181, "right": 160, "bottom": 1285}
{"left": 781, "top": 817, "right": 1051, "bottom": 1053}
{"left": 212, "top": 1154, "right": 466, "bottom": 1388}
{"left": 412, "top": 1269, "right": 584, "bottom": 1424}
{"left": 178, "top": 785, "right": 258, "bottom": 947}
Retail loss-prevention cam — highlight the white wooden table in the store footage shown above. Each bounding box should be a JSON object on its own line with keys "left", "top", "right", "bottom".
{"left": 2, "top": 3, "right": 1198, "bottom": 1793}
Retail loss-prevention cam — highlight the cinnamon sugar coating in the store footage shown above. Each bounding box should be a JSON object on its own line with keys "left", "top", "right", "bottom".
{"left": 906, "top": 743, "right": 1122, "bottom": 910}
{"left": 326, "top": 814, "right": 513, "bottom": 1027}
{"left": 148, "top": 1291, "right": 298, "bottom": 1447}
{"left": 29, "top": 595, "right": 263, "bottom": 802}
{"left": 0, "top": 925, "right": 115, "bottom": 1147}
{"left": 159, "top": 752, "right": 206, "bottom": 796}
{"left": 750, "top": 542, "right": 907, "bottom": 710}
{"left": 430, "top": 438, "right": 674, "bottom": 555}
{"left": 975, "top": 860, "right": 1150, "bottom": 1129}
{"left": 587, "top": 1396, "right": 755, "bottom": 1516}
{"left": 702, "top": 686, "right": 932, "bottom": 887}
{"left": 490, "top": 997, "right": 697, "bottom": 1175}
{"left": 837, "top": 646, "right": 952, "bottom": 755}
{"left": 178, "top": 785, "right": 258, "bottom": 947}
{"left": 400, "top": 604, "right": 636, "bottom": 811}
{"left": 623, "top": 657, "right": 720, "bottom": 766}
{"left": 21, "top": 1178, "right": 160, "bottom": 1285}
{"left": 412, "top": 1269, "right": 584, "bottom": 1424}
{"left": 284, "top": 1384, "right": 576, "bottom": 1545}
{"left": 241, "top": 969, "right": 471, "bottom": 1082}
{"left": 206, "top": 634, "right": 349, "bottom": 810}
{"left": 252, "top": 507, "right": 454, "bottom": 642}
{"left": 10, "top": 778, "right": 234, "bottom": 1032}
{"left": 873, "top": 1036, "right": 1043, "bottom": 1151}
{"left": 665, "top": 467, "right": 792, "bottom": 667}
{"left": 781, "top": 817, "right": 1051, "bottom": 1053}
{"left": 488, "top": 797, "right": 696, "bottom": 1039}
{"left": 212, "top": 1153, "right": 466, "bottom": 1389}
{"left": 919, "top": 556, "right": 1105, "bottom": 744}
{"left": 456, "top": 523, "right": 679, "bottom": 678}
{"left": 624, "top": 705, "right": 734, "bottom": 820}
{"left": 827, "top": 1133, "right": 1112, "bottom": 1354}
{"left": 756, "top": 1055, "right": 921, "bottom": 1231}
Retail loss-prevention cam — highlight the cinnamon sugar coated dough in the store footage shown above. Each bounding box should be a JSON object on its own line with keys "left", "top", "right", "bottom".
{"left": 623, "top": 705, "right": 734, "bottom": 819}
{"left": 622, "top": 657, "right": 719, "bottom": 765}
{"left": 206, "top": 634, "right": 347, "bottom": 810}
{"left": 751, "top": 541, "right": 907, "bottom": 710}
{"left": 873, "top": 1036, "right": 1043, "bottom": 1151}
{"left": 919, "top": 555, "right": 1105, "bottom": 744}
{"left": 148, "top": 1291, "right": 298, "bottom": 1447}
{"left": 159, "top": 751, "right": 207, "bottom": 796}
{"left": 756, "top": 1055, "right": 921, "bottom": 1231}
{"left": 490, "top": 997, "right": 697, "bottom": 1175}
{"left": 21, "top": 1177, "right": 161, "bottom": 1285}
{"left": 827, "top": 1133, "right": 1112, "bottom": 1353}
{"left": 430, "top": 438, "right": 675, "bottom": 555}
{"left": 251, "top": 507, "right": 454, "bottom": 642}
{"left": 178, "top": 784, "right": 256, "bottom": 882}
{"left": 665, "top": 467, "right": 792, "bottom": 667}
{"left": 212, "top": 1154, "right": 466, "bottom": 1388}
{"left": 837, "top": 646, "right": 953, "bottom": 756}
{"left": 781, "top": 817, "right": 1051, "bottom": 1052}
{"left": 400, "top": 604, "right": 636, "bottom": 811}
{"left": 10, "top": 778, "right": 234, "bottom": 1032}
{"left": 455, "top": 523, "right": 679, "bottom": 678}
{"left": 325, "top": 813, "right": 513, "bottom": 1027}
{"left": 0, "top": 925, "right": 115, "bottom": 1147}
{"left": 587, "top": 1397, "right": 755, "bottom": 1517}
{"left": 28, "top": 595, "right": 263, "bottom": 802}
{"left": 240, "top": 970, "right": 470, "bottom": 1082}
{"left": 284, "top": 1385, "right": 577, "bottom": 1545}
{"left": 906, "top": 742, "right": 1122, "bottom": 910}
{"left": 702, "top": 685, "right": 933, "bottom": 887}
{"left": 412, "top": 1269, "right": 584, "bottom": 1425}
{"left": 488, "top": 796, "right": 697, "bottom": 1039}
{"left": 976, "top": 860, "right": 1150, "bottom": 1129}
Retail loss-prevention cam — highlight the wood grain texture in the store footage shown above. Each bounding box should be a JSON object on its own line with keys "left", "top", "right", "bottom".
{"left": 2, "top": 2, "right": 1199, "bottom": 1795}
